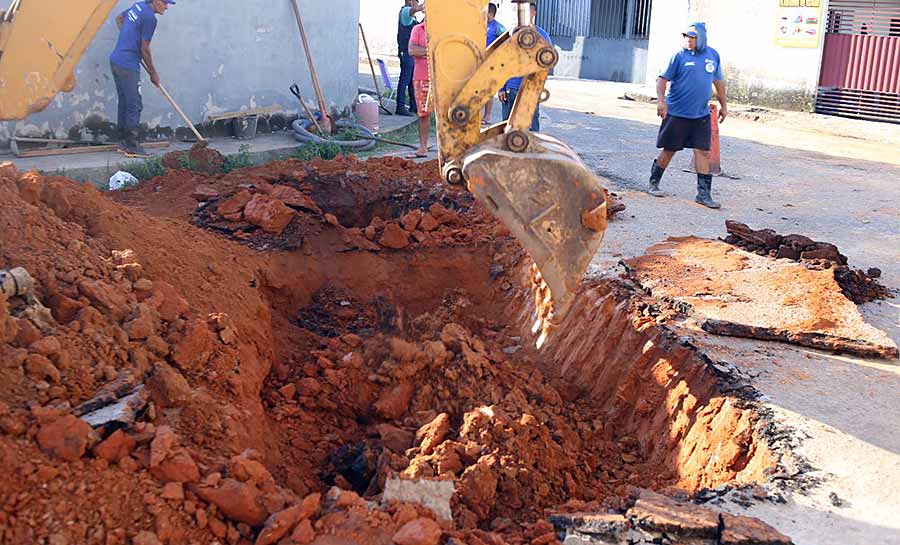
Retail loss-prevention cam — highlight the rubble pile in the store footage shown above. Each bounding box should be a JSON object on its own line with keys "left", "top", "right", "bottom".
{"left": 724, "top": 220, "right": 889, "bottom": 304}
{"left": 0, "top": 158, "right": 788, "bottom": 545}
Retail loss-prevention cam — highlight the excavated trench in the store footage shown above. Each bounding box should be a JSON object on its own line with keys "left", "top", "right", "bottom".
{"left": 0, "top": 154, "right": 786, "bottom": 544}
{"left": 236, "top": 159, "right": 777, "bottom": 527}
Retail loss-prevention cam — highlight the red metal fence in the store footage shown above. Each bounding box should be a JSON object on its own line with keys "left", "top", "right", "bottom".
{"left": 819, "top": 34, "right": 900, "bottom": 92}
{"left": 816, "top": 1, "right": 900, "bottom": 123}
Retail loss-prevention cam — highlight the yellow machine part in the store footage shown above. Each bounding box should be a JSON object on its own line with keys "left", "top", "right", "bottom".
{"left": 425, "top": 0, "right": 611, "bottom": 328}
{"left": 0, "top": 0, "right": 119, "bottom": 120}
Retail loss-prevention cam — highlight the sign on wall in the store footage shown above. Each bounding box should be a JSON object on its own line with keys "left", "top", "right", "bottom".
{"left": 775, "top": 0, "right": 824, "bottom": 48}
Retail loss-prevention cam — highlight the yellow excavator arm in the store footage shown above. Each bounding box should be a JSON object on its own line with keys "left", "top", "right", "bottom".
{"left": 1, "top": 0, "right": 608, "bottom": 339}
{"left": 425, "top": 0, "right": 610, "bottom": 330}
{"left": 0, "top": 0, "right": 119, "bottom": 120}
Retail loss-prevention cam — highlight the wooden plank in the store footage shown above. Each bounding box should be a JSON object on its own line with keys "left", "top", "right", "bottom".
{"left": 206, "top": 105, "right": 284, "bottom": 122}
{"left": 14, "top": 141, "right": 169, "bottom": 158}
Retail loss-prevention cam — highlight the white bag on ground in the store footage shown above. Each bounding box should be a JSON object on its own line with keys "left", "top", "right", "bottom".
{"left": 108, "top": 171, "right": 138, "bottom": 191}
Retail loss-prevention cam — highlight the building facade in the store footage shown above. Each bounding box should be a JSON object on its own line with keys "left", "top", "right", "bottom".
{"left": 360, "top": 0, "right": 898, "bottom": 122}
{"left": 1, "top": 0, "right": 361, "bottom": 146}
{"left": 537, "top": 0, "right": 652, "bottom": 83}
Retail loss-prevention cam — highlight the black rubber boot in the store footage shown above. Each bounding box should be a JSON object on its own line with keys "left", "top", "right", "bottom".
{"left": 647, "top": 159, "right": 666, "bottom": 197}
{"left": 115, "top": 127, "right": 128, "bottom": 154}
{"left": 122, "top": 128, "right": 150, "bottom": 158}
{"left": 695, "top": 173, "right": 721, "bottom": 209}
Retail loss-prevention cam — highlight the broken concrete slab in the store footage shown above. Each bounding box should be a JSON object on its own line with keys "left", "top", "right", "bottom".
{"left": 551, "top": 490, "right": 792, "bottom": 545}
{"left": 624, "top": 237, "right": 898, "bottom": 359}
{"left": 382, "top": 477, "right": 454, "bottom": 521}
{"left": 80, "top": 385, "right": 148, "bottom": 428}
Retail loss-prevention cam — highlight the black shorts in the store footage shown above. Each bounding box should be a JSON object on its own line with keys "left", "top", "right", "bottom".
{"left": 656, "top": 114, "right": 711, "bottom": 151}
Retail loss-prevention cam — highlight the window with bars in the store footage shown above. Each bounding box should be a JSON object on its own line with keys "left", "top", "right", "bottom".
{"left": 537, "top": 0, "right": 653, "bottom": 39}
{"left": 825, "top": 0, "right": 900, "bottom": 36}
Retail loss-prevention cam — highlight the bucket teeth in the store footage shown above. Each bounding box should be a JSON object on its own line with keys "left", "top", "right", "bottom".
{"left": 462, "top": 132, "right": 609, "bottom": 341}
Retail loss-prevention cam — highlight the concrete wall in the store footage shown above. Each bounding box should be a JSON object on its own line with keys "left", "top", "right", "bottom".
{"left": 646, "top": 0, "right": 826, "bottom": 111}
{"left": 1, "top": 0, "right": 360, "bottom": 145}
{"left": 552, "top": 37, "right": 648, "bottom": 82}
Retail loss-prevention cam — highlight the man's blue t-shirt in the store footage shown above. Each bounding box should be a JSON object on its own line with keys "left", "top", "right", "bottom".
{"left": 486, "top": 19, "right": 506, "bottom": 47}
{"left": 110, "top": 1, "right": 158, "bottom": 72}
{"left": 504, "top": 26, "right": 551, "bottom": 91}
{"left": 399, "top": 6, "right": 416, "bottom": 26}
{"left": 661, "top": 47, "right": 723, "bottom": 119}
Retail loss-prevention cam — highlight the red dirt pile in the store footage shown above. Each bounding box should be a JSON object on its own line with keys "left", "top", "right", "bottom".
{"left": 0, "top": 156, "right": 786, "bottom": 545}
{"left": 160, "top": 142, "right": 226, "bottom": 176}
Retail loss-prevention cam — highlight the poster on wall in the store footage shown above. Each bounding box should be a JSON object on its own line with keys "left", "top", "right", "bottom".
{"left": 775, "top": 0, "right": 824, "bottom": 48}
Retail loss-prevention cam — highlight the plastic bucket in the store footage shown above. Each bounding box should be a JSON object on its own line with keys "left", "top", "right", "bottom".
{"left": 355, "top": 97, "right": 379, "bottom": 133}
{"left": 233, "top": 115, "right": 259, "bottom": 139}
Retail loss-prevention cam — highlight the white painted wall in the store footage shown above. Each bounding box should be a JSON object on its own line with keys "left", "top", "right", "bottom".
{"left": 359, "top": 0, "right": 518, "bottom": 61}
{"left": 1, "top": 0, "right": 360, "bottom": 144}
{"left": 646, "top": 0, "right": 827, "bottom": 110}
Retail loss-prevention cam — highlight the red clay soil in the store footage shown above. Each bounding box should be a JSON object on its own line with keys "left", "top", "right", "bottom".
{"left": 160, "top": 142, "right": 226, "bottom": 176}
{"left": 624, "top": 237, "right": 898, "bottom": 359}
{"left": 0, "top": 157, "right": 783, "bottom": 545}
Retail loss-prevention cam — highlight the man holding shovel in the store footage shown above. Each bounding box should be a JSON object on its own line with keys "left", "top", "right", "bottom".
{"left": 109, "top": 0, "right": 175, "bottom": 158}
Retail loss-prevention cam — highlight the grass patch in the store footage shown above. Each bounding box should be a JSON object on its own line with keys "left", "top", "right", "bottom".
{"left": 291, "top": 141, "right": 344, "bottom": 161}
{"left": 223, "top": 144, "right": 254, "bottom": 173}
{"left": 119, "top": 157, "right": 166, "bottom": 181}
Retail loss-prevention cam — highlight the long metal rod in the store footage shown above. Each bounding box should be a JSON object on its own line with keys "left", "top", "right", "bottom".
{"left": 359, "top": 23, "right": 391, "bottom": 115}
{"left": 352, "top": 133, "right": 418, "bottom": 150}
{"left": 289, "top": 0, "right": 332, "bottom": 131}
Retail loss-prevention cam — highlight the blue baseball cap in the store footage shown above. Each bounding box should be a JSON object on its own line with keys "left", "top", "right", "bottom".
{"left": 682, "top": 25, "right": 698, "bottom": 37}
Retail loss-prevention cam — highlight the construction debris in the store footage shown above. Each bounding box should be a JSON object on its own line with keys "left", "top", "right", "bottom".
{"left": 625, "top": 237, "right": 898, "bottom": 359}
{"left": 724, "top": 220, "right": 889, "bottom": 304}
{"left": 0, "top": 158, "right": 792, "bottom": 545}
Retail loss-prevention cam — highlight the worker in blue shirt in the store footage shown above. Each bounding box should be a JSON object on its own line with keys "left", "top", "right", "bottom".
{"left": 396, "top": 0, "right": 425, "bottom": 116}
{"left": 498, "top": 2, "right": 550, "bottom": 132}
{"left": 648, "top": 22, "right": 728, "bottom": 209}
{"left": 483, "top": 3, "right": 506, "bottom": 124}
{"left": 109, "top": 0, "right": 175, "bottom": 158}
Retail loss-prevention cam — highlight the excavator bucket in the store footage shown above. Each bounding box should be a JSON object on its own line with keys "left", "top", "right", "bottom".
{"left": 0, "top": 0, "right": 118, "bottom": 120}
{"left": 462, "top": 132, "right": 608, "bottom": 326}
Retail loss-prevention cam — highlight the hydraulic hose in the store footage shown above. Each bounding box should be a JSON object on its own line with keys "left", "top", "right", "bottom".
{"left": 291, "top": 114, "right": 377, "bottom": 151}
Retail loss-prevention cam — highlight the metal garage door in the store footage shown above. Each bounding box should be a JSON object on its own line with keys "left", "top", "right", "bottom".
{"left": 817, "top": 0, "right": 900, "bottom": 123}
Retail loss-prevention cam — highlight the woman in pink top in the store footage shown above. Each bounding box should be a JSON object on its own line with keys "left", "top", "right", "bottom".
{"left": 407, "top": 20, "right": 433, "bottom": 158}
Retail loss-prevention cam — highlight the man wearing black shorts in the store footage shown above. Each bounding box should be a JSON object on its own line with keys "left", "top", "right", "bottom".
{"left": 649, "top": 22, "right": 727, "bottom": 209}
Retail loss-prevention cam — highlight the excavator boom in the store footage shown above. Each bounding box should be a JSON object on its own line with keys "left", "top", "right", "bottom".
{"left": 425, "top": 0, "right": 610, "bottom": 334}
{"left": 0, "top": 0, "right": 119, "bottom": 120}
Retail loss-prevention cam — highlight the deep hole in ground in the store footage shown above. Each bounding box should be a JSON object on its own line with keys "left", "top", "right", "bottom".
{"left": 227, "top": 159, "right": 777, "bottom": 527}
{"left": 0, "top": 155, "right": 781, "bottom": 544}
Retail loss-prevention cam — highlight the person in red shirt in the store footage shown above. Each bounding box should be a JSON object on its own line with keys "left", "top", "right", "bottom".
{"left": 406, "top": 17, "right": 433, "bottom": 158}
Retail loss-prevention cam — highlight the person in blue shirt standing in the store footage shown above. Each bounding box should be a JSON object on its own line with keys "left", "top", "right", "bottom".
{"left": 483, "top": 3, "right": 506, "bottom": 125}
{"left": 498, "top": 1, "right": 550, "bottom": 132}
{"left": 109, "top": 0, "right": 174, "bottom": 158}
{"left": 396, "top": 0, "right": 425, "bottom": 117}
{"left": 648, "top": 22, "right": 728, "bottom": 209}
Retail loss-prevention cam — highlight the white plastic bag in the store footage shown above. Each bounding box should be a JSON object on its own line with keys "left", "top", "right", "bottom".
{"left": 108, "top": 171, "right": 138, "bottom": 191}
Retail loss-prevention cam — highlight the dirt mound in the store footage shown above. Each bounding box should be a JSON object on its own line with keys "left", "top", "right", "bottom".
{"left": 0, "top": 157, "right": 787, "bottom": 545}
{"left": 724, "top": 220, "right": 889, "bottom": 304}
{"left": 625, "top": 237, "right": 898, "bottom": 359}
{"left": 190, "top": 155, "right": 502, "bottom": 253}
{"left": 161, "top": 141, "right": 226, "bottom": 175}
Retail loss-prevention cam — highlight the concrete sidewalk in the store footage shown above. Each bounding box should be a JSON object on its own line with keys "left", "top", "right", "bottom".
{"left": 2, "top": 104, "right": 417, "bottom": 188}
